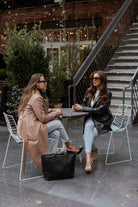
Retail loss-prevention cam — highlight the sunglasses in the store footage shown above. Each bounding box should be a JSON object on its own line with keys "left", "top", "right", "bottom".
{"left": 91, "top": 77, "right": 101, "bottom": 81}
{"left": 38, "top": 80, "right": 47, "bottom": 83}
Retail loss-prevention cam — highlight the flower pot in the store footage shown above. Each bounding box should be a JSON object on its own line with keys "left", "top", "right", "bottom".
{"left": 54, "top": 103, "right": 63, "bottom": 108}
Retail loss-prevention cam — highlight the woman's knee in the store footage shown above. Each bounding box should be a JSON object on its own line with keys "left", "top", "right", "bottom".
{"left": 84, "top": 119, "right": 94, "bottom": 130}
{"left": 53, "top": 119, "right": 62, "bottom": 127}
{"left": 55, "top": 130, "right": 60, "bottom": 138}
{"left": 49, "top": 130, "right": 60, "bottom": 139}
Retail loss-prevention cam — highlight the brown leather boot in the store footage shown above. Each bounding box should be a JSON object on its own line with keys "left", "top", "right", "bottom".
{"left": 91, "top": 148, "right": 98, "bottom": 161}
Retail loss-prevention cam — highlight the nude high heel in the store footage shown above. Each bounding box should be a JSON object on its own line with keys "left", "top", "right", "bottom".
{"left": 85, "top": 153, "right": 92, "bottom": 173}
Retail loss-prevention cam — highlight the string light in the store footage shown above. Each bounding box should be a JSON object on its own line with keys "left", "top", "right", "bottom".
{"left": 80, "top": 45, "right": 86, "bottom": 50}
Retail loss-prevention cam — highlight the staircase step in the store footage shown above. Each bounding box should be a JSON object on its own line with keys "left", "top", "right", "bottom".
{"left": 111, "top": 99, "right": 131, "bottom": 105}
{"left": 111, "top": 101, "right": 131, "bottom": 108}
{"left": 129, "top": 28, "right": 138, "bottom": 33}
{"left": 111, "top": 57, "right": 138, "bottom": 62}
{"left": 106, "top": 70, "right": 135, "bottom": 75}
{"left": 125, "top": 37, "right": 138, "bottom": 41}
{"left": 108, "top": 75, "right": 132, "bottom": 81}
{"left": 110, "top": 90, "right": 131, "bottom": 96}
{"left": 108, "top": 79, "right": 130, "bottom": 83}
{"left": 108, "top": 62, "right": 138, "bottom": 66}
{"left": 118, "top": 45, "right": 138, "bottom": 50}
{"left": 107, "top": 65, "right": 137, "bottom": 70}
{"left": 108, "top": 86, "right": 131, "bottom": 91}
{"left": 115, "top": 51, "right": 138, "bottom": 56}
{"left": 111, "top": 98, "right": 131, "bottom": 105}
{"left": 108, "top": 82, "right": 130, "bottom": 88}
{"left": 131, "top": 22, "right": 138, "bottom": 27}
{"left": 112, "top": 95, "right": 130, "bottom": 100}
{"left": 126, "top": 33, "right": 138, "bottom": 38}
{"left": 113, "top": 56, "right": 138, "bottom": 59}
{"left": 121, "top": 40, "right": 138, "bottom": 44}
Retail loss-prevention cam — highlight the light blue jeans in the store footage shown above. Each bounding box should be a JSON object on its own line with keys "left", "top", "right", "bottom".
{"left": 47, "top": 119, "right": 69, "bottom": 154}
{"left": 83, "top": 117, "right": 98, "bottom": 153}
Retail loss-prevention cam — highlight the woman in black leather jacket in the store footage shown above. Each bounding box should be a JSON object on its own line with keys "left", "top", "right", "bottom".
{"left": 72, "top": 71, "right": 113, "bottom": 173}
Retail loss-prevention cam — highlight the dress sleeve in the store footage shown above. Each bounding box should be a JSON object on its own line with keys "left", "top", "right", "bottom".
{"left": 30, "top": 96, "right": 57, "bottom": 123}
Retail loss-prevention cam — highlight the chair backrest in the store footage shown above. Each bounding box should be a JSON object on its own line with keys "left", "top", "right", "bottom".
{"left": 112, "top": 104, "right": 132, "bottom": 130}
{"left": 3, "top": 112, "right": 22, "bottom": 143}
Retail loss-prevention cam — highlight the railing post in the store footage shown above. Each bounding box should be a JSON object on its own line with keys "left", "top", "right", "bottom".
{"left": 73, "top": 85, "right": 76, "bottom": 105}
{"left": 131, "top": 80, "right": 133, "bottom": 125}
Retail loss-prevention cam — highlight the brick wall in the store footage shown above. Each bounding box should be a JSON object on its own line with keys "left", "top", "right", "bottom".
{"left": 0, "top": 0, "right": 126, "bottom": 51}
{"left": 0, "top": 0, "right": 137, "bottom": 53}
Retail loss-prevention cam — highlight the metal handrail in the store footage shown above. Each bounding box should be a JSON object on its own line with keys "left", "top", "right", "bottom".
{"left": 123, "top": 68, "right": 138, "bottom": 105}
{"left": 123, "top": 68, "right": 138, "bottom": 124}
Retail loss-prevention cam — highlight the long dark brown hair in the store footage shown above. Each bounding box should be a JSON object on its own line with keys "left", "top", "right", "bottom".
{"left": 18, "top": 73, "right": 44, "bottom": 115}
{"left": 86, "top": 71, "right": 107, "bottom": 104}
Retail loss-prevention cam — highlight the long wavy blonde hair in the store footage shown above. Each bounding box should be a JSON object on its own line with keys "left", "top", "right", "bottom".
{"left": 18, "top": 73, "right": 43, "bottom": 116}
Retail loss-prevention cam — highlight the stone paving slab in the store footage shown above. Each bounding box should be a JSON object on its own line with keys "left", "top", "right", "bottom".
{"left": 0, "top": 121, "right": 138, "bottom": 207}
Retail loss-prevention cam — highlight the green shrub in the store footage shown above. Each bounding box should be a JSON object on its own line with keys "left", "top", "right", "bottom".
{"left": 0, "top": 69, "right": 8, "bottom": 80}
{"left": 6, "top": 85, "right": 23, "bottom": 120}
{"left": 3, "top": 23, "right": 50, "bottom": 117}
{"left": 4, "top": 23, "right": 49, "bottom": 88}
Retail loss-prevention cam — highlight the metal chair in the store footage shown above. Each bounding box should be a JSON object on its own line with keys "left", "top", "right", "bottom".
{"left": 105, "top": 104, "right": 132, "bottom": 165}
{"left": 2, "top": 112, "right": 43, "bottom": 181}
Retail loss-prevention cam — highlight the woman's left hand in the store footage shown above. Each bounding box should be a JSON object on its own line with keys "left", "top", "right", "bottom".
{"left": 53, "top": 109, "right": 63, "bottom": 116}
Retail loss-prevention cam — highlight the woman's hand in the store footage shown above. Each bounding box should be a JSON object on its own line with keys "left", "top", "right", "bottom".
{"left": 48, "top": 108, "right": 53, "bottom": 113}
{"left": 72, "top": 104, "right": 82, "bottom": 111}
{"left": 53, "top": 109, "right": 63, "bottom": 116}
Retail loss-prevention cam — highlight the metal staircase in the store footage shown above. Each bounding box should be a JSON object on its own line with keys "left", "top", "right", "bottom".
{"left": 68, "top": 0, "right": 138, "bottom": 124}
{"left": 106, "top": 20, "right": 138, "bottom": 114}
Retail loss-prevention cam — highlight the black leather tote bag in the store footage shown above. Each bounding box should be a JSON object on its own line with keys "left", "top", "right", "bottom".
{"left": 41, "top": 152, "right": 76, "bottom": 181}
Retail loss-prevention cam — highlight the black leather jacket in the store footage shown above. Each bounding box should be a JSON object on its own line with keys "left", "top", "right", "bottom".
{"left": 82, "top": 90, "right": 113, "bottom": 134}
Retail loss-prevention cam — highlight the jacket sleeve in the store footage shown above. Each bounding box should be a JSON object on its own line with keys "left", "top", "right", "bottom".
{"left": 82, "top": 92, "right": 112, "bottom": 114}
{"left": 30, "top": 96, "right": 57, "bottom": 123}
{"left": 81, "top": 89, "right": 89, "bottom": 106}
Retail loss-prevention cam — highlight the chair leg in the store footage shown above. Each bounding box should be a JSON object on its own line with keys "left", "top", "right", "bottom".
{"left": 19, "top": 142, "right": 43, "bottom": 181}
{"left": 2, "top": 135, "right": 22, "bottom": 169}
{"left": 2, "top": 129, "right": 43, "bottom": 181}
{"left": 105, "top": 128, "right": 132, "bottom": 165}
{"left": 126, "top": 128, "right": 132, "bottom": 162}
{"left": 105, "top": 131, "right": 114, "bottom": 165}
{"left": 98, "top": 133, "right": 115, "bottom": 156}
{"left": 2, "top": 135, "right": 11, "bottom": 169}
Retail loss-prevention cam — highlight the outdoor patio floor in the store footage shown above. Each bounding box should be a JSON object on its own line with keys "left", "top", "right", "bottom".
{"left": 0, "top": 117, "right": 138, "bottom": 207}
